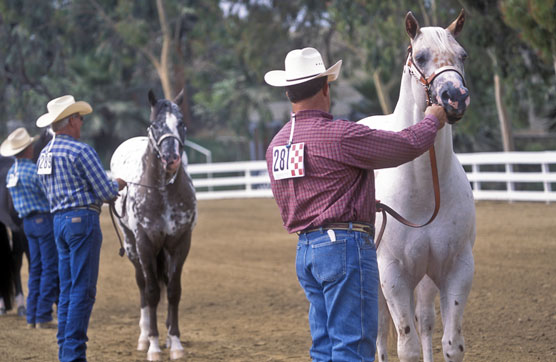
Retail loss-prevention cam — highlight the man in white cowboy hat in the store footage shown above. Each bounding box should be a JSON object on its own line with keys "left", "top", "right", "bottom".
{"left": 36, "top": 95, "right": 126, "bottom": 362}
{"left": 0, "top": 127, "right": 58, "bottom": 330}
{"left": 265, "top": 47, "right": 448, "bottom": 361}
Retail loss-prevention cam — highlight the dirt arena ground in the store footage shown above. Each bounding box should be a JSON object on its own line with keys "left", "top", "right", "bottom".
{"left": 0, "top": 199, "right": 555, "bottom": 361}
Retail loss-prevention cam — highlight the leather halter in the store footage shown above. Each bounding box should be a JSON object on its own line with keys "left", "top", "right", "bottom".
{"left": 405, "top": 45, "right": 466, "bottom": 107}
{"left": 147, "top": 126, "right": 184, "bottom": 158}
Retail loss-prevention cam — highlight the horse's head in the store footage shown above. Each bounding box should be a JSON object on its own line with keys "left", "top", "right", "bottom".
{"left": 147, "top": 89, "right": 186, "bottom": 174}
{"left": 405, "top": 10, "right": 470, "bottom": 124}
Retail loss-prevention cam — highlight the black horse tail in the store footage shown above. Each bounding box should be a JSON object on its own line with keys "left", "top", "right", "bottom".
{"left": 0, "top": 222, "right": 14, "bottom": 311}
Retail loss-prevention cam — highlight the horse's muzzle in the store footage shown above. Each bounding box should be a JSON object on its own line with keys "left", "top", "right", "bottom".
{"left": 433, "top": 79, "right": 470, "bottom": 124}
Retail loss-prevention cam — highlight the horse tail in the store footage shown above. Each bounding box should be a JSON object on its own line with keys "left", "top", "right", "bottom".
{"left": 0, "top": 222, "right": 14, "bottom": 311}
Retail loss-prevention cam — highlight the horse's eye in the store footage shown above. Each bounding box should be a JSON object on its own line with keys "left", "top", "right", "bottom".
{"left": 415, "top": 53, "right": 427, "bottom": 66}
{"left": 461, "top": 52, "right": 468, "bottom": 62}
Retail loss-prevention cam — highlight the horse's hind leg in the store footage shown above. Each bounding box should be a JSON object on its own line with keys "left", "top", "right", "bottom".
{"left": 12, "top": 230, "right": 29, "bottom": 316}
{"left": 165, "top": 230, "right": 191, "bottom": 360}
{"left": 415, "top": 275, "right": 438, "bottom": 362}
{"left": 437, "top": 246, "right": 474, "bottom": 362}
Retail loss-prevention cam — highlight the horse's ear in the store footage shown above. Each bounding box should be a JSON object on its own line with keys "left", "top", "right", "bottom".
{"left": 173, "top": 89, "right": 184, "bottom": 106}
{"left": 405, "top": 11, "right": 420, "bottom": 40}
{"left": 447, "top": 9, "right": 465, "bottom": 37}
{"left": 148, "top": 89, "right": 157, "bottom": 107}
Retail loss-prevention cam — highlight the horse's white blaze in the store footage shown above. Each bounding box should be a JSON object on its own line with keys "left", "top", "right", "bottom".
{"left": 165, "top": 112, "right": 181, "bottom": 154}
{"left": 358, "top": 23, "right": 474, "bottom": 362}
{"left": 138, "top": 307, "right": 150, "bottom": 351}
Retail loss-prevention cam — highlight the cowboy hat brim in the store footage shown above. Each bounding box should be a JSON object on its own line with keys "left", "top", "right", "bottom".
{"left": 36, "top": 101, "right": 92, "bottom": 128}
{"left": 264, "top": 60, "right": 343, "bottom": 87}
{"left": 0, "top": 135, "right": 40, "bottom": 157}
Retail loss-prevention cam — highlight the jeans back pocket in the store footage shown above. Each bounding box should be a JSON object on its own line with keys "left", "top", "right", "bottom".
{"left": 312, "top": 240, "right": 346, "bottom": 282}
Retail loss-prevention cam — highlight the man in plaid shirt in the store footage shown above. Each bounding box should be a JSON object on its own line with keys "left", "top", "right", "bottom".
{"left": 36, "top": 95, "right": 126, "bottom": 362}
{"left": 264, "top": 48, "right": 447, "bottom": 361}
{"left": 1, "top": 127, "right": 58, "bottom": 330}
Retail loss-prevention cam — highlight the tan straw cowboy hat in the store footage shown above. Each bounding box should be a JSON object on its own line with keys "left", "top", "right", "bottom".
{"left": 0, "top": 127, "right": 40, "bottom": 157}
{"left": 36, "top": 95, "right": 92, "bottom": 128}
{"left": 264, "top": 47, "right": 342, "bottom": 87}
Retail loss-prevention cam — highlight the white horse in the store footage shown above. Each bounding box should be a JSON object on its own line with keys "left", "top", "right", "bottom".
{"left": 358, "top": 10, "right": 475, "bottom": 362}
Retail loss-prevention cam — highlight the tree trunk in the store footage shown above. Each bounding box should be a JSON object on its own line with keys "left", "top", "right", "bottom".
{"left": 156, "top": 0, "right": 172, "bottom": 99}
{"left": 373, "top": 70, "right": 393, "bottom": 115}
{"left": 494, "top": 73, "right": 514, "bottom": 151}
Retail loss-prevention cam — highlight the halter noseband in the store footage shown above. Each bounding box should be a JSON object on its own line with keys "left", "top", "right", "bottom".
{"left": 406, "top": 45, "right": 466, "bottom": 107}
{"left": 147, "top": 126, "right": 184, "bottom": 158}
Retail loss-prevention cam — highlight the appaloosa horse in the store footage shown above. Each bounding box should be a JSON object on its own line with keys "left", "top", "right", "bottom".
{"left": 0, "top": 129, "right": 52, "bottom": 316}
{"left": 358, "top": 10, "right": 475, "bottom": 362}
{"left": 110, "top": 90, "right": 197, "bottom": 361}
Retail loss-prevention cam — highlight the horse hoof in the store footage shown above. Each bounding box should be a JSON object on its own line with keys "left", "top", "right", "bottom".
{"left": 137, "top": 339, "right": 149, "bottom": 351}
{"left": 17, "top": 306, "right": 26, "bottom": 317}
{"left": 0, "top": 307, "right": 6, "bottom": 315}
{"left": 147, "top": 351, "right": 162, "bottom": 361}
{"left": 170, "top": 349, "right": 185, "bottom": 360}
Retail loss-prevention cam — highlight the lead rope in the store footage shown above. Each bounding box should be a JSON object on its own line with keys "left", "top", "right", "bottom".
{"left": 374, "top": 145, "right": 441, "bottom": 248}
{"left": 108, "top": 185, "right": 128, "bottom": 257}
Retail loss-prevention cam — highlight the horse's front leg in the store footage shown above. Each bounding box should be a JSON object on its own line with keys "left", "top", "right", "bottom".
{"left": 165, "top": 230, "right": 192, "bottom": 360}
{"left": 379, "top": 257, "right": 421, "bottom": 362}
{"left": 415, "top": 275, "right": 438, "bottom": 362}
{"left": 437, "top": 245, "right": 474, "bottom": 362}
{"left": 376, "top": 285, "right": 391, "bottom": 362}
{"left": 136, "top": 237, "right": 162, "bottom": 361}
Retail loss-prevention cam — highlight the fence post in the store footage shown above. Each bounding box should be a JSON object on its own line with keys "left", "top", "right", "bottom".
{"left": 505, "top": 162, "right": 514, "bottom": 203}
{"left": 542, "top": 162, "right": 551, "bottom": 204}
{"left": 472, "top": 163, "right": 480, "bottom": 192}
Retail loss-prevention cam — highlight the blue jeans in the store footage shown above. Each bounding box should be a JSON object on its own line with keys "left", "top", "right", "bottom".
{"left": 54, "top": 209, "right": 102, "bottom": 362}
{"left": 23, "top": 213, "right": 58, "bottom": 325}
{"left": 296, "top": 228, "right": 379, "bottom": 362}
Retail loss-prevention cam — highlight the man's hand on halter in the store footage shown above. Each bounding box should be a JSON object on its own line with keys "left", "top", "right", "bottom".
{"left": 116, "top": 178, "right": 127, "bottom": 191}
{"left": 425, "top": 104, "right": 447, "bottom": 130}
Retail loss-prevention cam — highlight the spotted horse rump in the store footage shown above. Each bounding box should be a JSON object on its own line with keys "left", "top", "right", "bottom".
{"left": 110, "top": 90, "right": 197, "bottom": 361}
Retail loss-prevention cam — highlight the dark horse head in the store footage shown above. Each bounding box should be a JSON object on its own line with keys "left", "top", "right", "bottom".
{"left": 147, "top": 89, "right": 186, "bottom": 175}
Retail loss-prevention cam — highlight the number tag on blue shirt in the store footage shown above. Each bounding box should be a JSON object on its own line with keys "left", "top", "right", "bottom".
{"left": 37, "top": 153, "right": 52, "bottom": 175}
{"left": 6, "top": 173, "right": 18, "bottom": 188}
{"left": 272, "top": 142, "right": 305, "bottom": 180}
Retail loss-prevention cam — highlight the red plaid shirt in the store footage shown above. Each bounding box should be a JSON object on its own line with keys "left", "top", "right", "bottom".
{"left": 266, "top": 110, "right": 439, "bottom": 233}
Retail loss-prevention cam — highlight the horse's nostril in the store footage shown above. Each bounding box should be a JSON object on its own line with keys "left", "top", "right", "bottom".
{"left": 442, "top": 90, "right": 450, "bottom": 101}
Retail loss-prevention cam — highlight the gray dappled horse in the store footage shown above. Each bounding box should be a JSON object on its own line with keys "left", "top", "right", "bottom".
{"left": 111, "top": 90, "right": 197, "bottom": 361}
{"left": 0, "top": 129, "right": 53, "bottom": 316}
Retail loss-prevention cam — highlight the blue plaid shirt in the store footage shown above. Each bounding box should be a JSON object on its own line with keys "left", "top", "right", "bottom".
{"left": 38, "top": 134, "right": 119, "bottom": 213}
{"left": 6, "top": 159, "right": 51, "bottom": 218}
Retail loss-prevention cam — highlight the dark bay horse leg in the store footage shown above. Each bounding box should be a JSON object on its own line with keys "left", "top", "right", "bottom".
{"left": 120, "top": 226, "right": 151, "bottom": 352}
{"left": 12, "top": 230, "right": 29, "bottom": 316}
{"left": 165, "top": 229, "right": 192, "bottom": 360}
{"left": 0, "top": 222, "right": 13, "bottom": 314}
{"left": 135, "top": 234, "right": 163, "bottom": 361}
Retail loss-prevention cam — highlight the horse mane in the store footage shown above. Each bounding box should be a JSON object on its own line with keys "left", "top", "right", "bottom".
{"left": 417, "top": 27, "right": 459, "bottom": 57}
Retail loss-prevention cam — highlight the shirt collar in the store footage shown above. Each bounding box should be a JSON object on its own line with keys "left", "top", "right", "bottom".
{"left": 293, "top": 110, "right": 333, "bottom": 121}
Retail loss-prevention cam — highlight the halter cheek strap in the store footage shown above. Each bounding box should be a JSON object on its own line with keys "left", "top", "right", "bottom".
{"left": 147, "top": 126, "right": 184, "bottom": 157}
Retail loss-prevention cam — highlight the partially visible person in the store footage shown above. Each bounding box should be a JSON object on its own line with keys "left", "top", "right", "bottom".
{"left": 264, "top": 47, "right": 447, "bottom": 361}
{"left": 36, "top": 95, "right": 126, "bottom": 362}
{"left": 0, "top": 127, "right": 58, "bottom": 329}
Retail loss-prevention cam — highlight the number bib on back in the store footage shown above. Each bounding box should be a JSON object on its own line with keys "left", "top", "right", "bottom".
{"left": 6, "top": 173, "right": 18, "bottom": 188}
{"left": 272, "top": 142, "right": 305, "bottom": 180}
{"left": 37, "top": 152, "right": 52, "bottom": 175}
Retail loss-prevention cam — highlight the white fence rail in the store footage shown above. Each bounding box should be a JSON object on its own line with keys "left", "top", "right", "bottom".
{"left": 187, "top": 152, "right": 556, "bottom": 203}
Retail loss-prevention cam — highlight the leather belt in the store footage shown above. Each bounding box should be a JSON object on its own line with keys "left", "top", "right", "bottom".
{"left": 297, "top": 222, "right": 375, "bottom": 237}
{"left": 66, "top": 204, "right": 101, "bottom": 214}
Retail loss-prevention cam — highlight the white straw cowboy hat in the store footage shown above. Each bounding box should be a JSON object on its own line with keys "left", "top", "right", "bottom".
{"left": 264, "top": 47, "right": 342, "bottom": 87}
{"left": 36, "top": 95, "right": 92, "bottom": 128}
{"left": 0, "top": 127, "right": 40, "bottom": 157}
